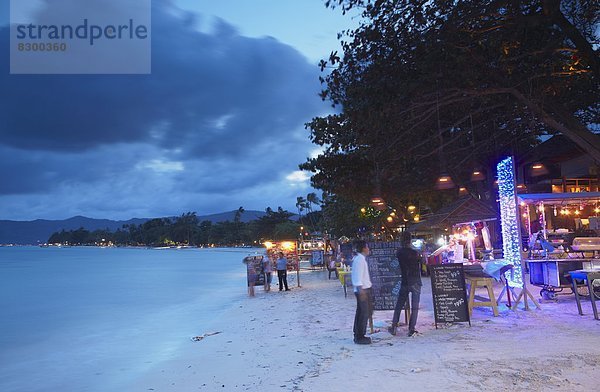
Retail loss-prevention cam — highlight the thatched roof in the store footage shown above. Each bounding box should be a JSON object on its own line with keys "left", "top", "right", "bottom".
{"left": 411, "top": 196, "right": 498, "bottom": 231}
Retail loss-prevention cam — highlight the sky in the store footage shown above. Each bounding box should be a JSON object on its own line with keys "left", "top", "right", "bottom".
{"left": 0, "top": 0, "right": 361, "bottom": 221}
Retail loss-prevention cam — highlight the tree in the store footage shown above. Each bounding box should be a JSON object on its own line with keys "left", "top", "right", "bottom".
{"left": 303, "top": 0, "right": 599, "bottom": 219}
{"left": 296, "top": 196, "right": 307, "bottom": 221}
{"left": 254, "top": 207, "right": 295, "bottom": 240}
{"left": 173, "top": 212, "right": 199, "bottom": 244}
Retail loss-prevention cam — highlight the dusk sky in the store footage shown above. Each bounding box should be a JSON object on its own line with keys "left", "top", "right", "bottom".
{"left": 0, "top": 0, "right": 360, "bottom": 221}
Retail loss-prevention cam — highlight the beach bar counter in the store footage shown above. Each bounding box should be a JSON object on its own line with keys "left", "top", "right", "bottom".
{"left": 518, "top": 192, "right": 600, "bottom": 300}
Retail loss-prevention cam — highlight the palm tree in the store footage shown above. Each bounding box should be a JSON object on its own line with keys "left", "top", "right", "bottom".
{"left": 306, "top": 192, "right": 320, "bottom": 212}
{"left": 305, "top": 192, "right": 321, "bottom": 234}
{"left": 296, "top": 196, "right": 306, "bottom": 221}
{"left": 234, "top": 206, "right": 245, "bottom": 223}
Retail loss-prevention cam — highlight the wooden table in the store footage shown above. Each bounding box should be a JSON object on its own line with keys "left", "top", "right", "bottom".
{"left": 569, "top": 269, "right": 600, "bottom": 320}
{"left": 465, "top": 275, "right": 499, "bottom": 316}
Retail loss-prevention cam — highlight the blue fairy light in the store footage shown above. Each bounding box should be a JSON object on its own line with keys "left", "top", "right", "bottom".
{"left": 497, "top": 157, "right": 524, "bottom": 288}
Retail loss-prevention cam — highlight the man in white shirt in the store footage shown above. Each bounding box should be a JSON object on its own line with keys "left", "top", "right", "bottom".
{"left": 351, "top": 240, "right": 372, "bottom": 345}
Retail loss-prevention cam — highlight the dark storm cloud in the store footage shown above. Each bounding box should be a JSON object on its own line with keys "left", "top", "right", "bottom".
{"left": 0, "top": 1, "right": 324, "bottom": 218}
{"left": 0, "top": 2, "right": 321, "bottom": 155}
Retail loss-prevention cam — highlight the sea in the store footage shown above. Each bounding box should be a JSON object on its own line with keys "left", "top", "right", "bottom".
{"left": 0, "top": 246, "right": 256, "bottom": 392}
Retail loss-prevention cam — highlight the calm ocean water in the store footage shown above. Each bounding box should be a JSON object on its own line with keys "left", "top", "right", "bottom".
{"left": 0, "top": 246, "right": 256, "bottom": 392}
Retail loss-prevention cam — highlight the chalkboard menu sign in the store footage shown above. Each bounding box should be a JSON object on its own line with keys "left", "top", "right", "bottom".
{"left": 429, "top": 263, "right": 470, "bottom": 327}
{"left": 367, "top": 242, "right": 402, "bottom": 311}
{"left": 244, "top": 256, "right": 265, "bottom": 287}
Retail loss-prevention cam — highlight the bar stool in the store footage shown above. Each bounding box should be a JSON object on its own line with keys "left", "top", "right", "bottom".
{"left": 466, "top": 275, "right": 499, "bottom": 316}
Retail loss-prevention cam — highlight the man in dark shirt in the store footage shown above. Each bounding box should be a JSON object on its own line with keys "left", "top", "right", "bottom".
{"left": 389, "top": 231, "right": 422, "bottom": 337}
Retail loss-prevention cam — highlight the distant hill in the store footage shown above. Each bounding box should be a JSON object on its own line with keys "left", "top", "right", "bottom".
{"left": 0, "top": 210, "right": 267, "bottom": 245}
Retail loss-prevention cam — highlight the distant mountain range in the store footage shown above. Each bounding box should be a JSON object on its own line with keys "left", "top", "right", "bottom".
{"left": 0, "top": 210, "right": 267, "bottom": 245}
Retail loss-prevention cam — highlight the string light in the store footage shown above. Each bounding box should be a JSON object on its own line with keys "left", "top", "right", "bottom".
{"left": 497, "top": 157, "right": 524, "bottom": 288}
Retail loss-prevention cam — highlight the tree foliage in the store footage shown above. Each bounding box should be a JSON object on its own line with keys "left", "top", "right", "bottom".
{"left": 47, "top": 208, "right": 300, "bottom": 246}
{"left": 303, "top": 0, "right": 599, "bottom": 211}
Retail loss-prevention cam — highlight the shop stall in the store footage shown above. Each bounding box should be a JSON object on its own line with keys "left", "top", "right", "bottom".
{"left": 518, "top": 192, "right": 600, "bottom": 299}
{"left": 263, "top": 240, "right": 301, "bottom": 287}
{"left": 410, "top": 195, "right": 499, "bottom": 265}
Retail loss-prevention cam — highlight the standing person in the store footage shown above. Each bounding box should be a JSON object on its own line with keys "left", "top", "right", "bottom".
{"left": 389, "top": 232, "right": 422, "bottom": 337}
{"left": 351, "top": 240, "right": 372, "bottom": 345}
{"left": 276, "top": 252, "right": 290, "bottom": 291}
{"left": 263, "top": 253, "right": 273, "bottom": 292}
{"left": 243, "top": 256, "right": 258, "bottom": 297}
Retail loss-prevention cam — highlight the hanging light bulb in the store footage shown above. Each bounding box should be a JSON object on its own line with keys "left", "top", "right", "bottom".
{"left": 530, "top": 162, "right": 549, "bottom": 177}
{"left": 470, "top": 169, "right": 486, "bottom": 182}
{"left": 370, "top": 196, "right": 386, "bottom": 211}
{"left": 436, "top": 174, "right": 455, "bottom": 190}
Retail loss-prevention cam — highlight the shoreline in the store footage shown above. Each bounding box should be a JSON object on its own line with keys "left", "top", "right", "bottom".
{"left": 128, "top": 269, "right": 600, "bottom": 391}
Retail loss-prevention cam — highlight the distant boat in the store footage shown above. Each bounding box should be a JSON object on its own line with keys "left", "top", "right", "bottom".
{"left": 39, "top": 244, "right": 50, "bottom": 248}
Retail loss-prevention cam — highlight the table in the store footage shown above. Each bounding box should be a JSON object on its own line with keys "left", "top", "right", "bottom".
{"left": 527, "top": 258, "right": 585, "bottom": 288}
{"left": 337, "top": 269, "right": 352, "bottom": 298}
{"left": 569, "top": 269, "right": 600, "bottom": 320}
{"left": 465, "top": 275, "right": 499, "bottom": 316}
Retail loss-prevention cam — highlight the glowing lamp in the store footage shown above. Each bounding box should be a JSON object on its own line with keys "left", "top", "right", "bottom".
{"left": 470, "top": 170, "right": 486, "bottom": 182}
{"left": 281, "top": 241, "right": 295, "bottom": 250}
{"left": 360, "top": 208, "right": 366, "bottom": 214}
{"left": 370, "top": 197, "right": 386, "bottom": 211}
{"left": 530, "top": 162, "right": 549, "bottom": 176}
{"left": 386, "top": 216, "right": 393, "bottom": 222}
{"left": 413, "top": 215, "right": 420, "bottom": 222}
{"left": 458, "top": 187, "right": 468, "bottom": 196}
{"left": 407, "top": 205, "right": 416, "bottom": 211}
{"left": 436, "top": 174, "right": 455, "bottom": 190}
{"left": 595, "top": 208, "right": 600, "bottom": 214}
{"left": 264, "top": 241, "right": 274, "bottom": 249}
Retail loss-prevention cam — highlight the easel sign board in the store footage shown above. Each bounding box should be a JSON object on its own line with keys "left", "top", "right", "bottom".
{"left": 311, "top": 250, "right": 324, "bottom": 266}
{"left": 429, "top": 263, "right": 471, "bottom": 327}
{"left": 244, "top": 256, "right": 265, "bottom": 287}
{"left": 367, "top": 241, "right": 402, "bottom": 311}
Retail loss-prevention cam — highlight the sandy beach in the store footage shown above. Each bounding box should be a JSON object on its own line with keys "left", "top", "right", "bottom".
{"left": 129, "top": 269, "right": 600, "bottom": 392}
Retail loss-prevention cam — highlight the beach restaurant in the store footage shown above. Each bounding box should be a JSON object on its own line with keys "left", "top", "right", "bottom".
{"left": 518, "top": 192, "right": 600, "bottom": 301}
{"left": 496, "top": 157, "right": 599, "bottom": 319}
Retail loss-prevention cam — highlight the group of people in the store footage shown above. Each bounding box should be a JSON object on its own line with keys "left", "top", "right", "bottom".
{"left": 246, "top": 251, "right": 290, "bottom": 296}
{"left": 351, "top": 232, "right": 422, "bottom": 345}
{"left": 263, "top": 251, "right": 290, "bottom": 292}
